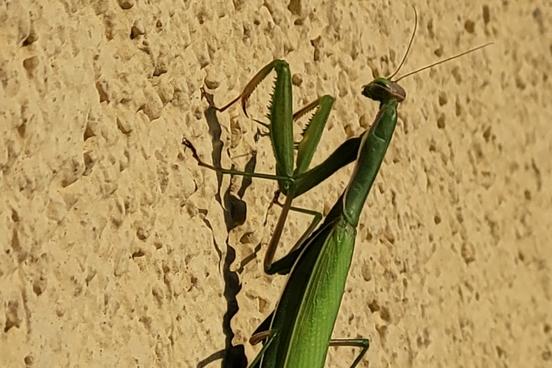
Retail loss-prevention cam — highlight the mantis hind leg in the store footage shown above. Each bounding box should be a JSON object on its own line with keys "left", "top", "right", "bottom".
{"left": 329, "top": 338, "right": 370, "bottom": 368}
{"left": 247, "top": 330, "right": 278, "bottom": 368}
{"left": 195, "top": 344, "right": 247, "bottom": 368}
{"left": 246, "top": 332, "right": 369, "bottom": 368}
{"left": 263, "top": 193, "right": 323, "bottom": 275}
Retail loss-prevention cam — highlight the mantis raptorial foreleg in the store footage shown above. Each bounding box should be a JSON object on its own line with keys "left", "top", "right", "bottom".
{"left": 187, "top": 60, "right": 359, "bottom": 274}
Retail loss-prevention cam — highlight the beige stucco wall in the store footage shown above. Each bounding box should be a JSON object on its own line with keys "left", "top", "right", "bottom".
{"left": 1, "top": 1, "right": 550, "bottom": 367}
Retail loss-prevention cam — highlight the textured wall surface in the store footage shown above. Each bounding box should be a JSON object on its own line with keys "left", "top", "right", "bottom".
{"left": 1, "top": 1, "right": 550, "bottom": 367}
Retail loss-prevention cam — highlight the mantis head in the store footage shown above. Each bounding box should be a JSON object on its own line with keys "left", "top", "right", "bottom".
{"left": 362, "top": 78, "right": 406, "bottom": 103}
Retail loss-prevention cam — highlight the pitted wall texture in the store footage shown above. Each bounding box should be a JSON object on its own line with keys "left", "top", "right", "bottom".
{"left": 1, "top": 1, "right": 550, "bottom": 367}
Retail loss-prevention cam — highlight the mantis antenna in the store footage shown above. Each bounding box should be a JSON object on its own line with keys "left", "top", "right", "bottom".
{"left": 386, "top": 6, "right": 492, "bottom": 82}
{"left": 388, "top": 6, "right": 418, "bottom": 80}
{"left": 395, "top": 42, "right": 493, "bottom": 81}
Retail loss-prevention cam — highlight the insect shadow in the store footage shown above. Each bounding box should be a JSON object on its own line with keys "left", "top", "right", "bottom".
{"left": 194, "top": 88, "right": 264, "bottom": 368}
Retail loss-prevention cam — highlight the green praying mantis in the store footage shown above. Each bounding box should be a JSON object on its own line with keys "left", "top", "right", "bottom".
{"left": 185, "top": 8, "right": 491, "bottom": 368}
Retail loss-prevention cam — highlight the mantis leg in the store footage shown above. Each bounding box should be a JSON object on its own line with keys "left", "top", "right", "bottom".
{"left": 196, "top": 65, "right": 362, "bottom": 274}
{"left": 184, "top": 136, "right": 363, "bottom": 275}
{"left": 205, "top": 59, "right": 296, "bottom": 191}
{"left": 262, "top": 136, "right": 362, "bottom": 274}
{"left": 260, "top": 94, "right": 341, "bottom": 273}
{"left": 294, "top": 135, "right": 362, "bottom": 197}
{"left": 195, "top": 344, "right": 247, "bottom": 368}
{"left": 205, "top": 58, "right": 335, "bottom": 193}
{"left": 247, "top": 330, "right": 278, "bottom": 368}
{"left": 293, "top": 95, "right": 335, "bottom": 176}
{"left": 182, "top": 138, "right": 293, "bottom": 184}
{"left": 263, "top": 194, "right": 323, "bottom": 275}
{"left": 329, "top": 338, "right": 370, "bottom": 368}
{"left": 207, "top": 60, "right": 281, "bottom": 116}
{"left": 247, "top": 331, "right": 368, "bottom": 367}
{"left": 283, "top": 203, "right": 323, "bottom": 254}
{"left": 197, "top": 333, "right": 276, "bottom": 368}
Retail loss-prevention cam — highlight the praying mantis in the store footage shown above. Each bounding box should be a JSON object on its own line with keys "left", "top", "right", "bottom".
{"left": 185, "top": 8, "right": 491, "bottom": 367}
